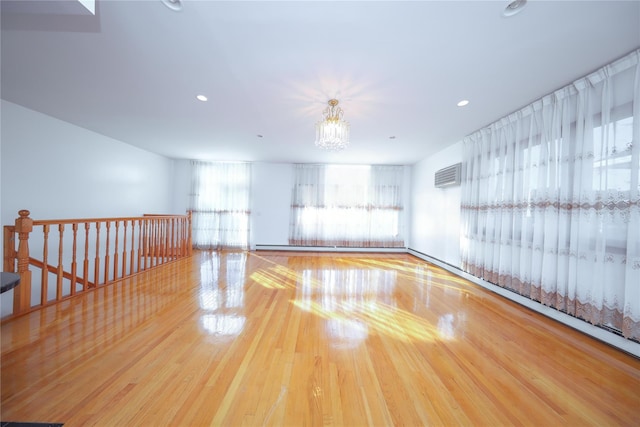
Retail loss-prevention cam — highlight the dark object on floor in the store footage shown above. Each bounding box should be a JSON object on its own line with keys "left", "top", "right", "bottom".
{"left": 1, "top": 423, "right": 63, "bottom": 427}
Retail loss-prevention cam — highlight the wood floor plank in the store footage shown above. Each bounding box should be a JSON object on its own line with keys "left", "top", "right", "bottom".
{"left": 2, "top": 250, "right": 639, "bottom": 426}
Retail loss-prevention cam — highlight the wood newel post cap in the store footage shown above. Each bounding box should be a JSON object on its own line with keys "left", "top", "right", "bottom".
{"left": 15, "top": 210, "right": 33, "bottom": 233}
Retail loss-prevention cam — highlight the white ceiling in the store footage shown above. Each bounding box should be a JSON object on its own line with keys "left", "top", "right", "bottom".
{"left": 2, "top": 0, "right": 639, "bottom": 165}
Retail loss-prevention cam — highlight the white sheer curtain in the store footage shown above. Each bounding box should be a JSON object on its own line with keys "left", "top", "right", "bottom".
{"left": 190, "top": 161, "right": 251, "bottom": 250}
{"left": 289, "top": 164, "right": 405, "bottom": 247}
{"left": 461, "top": 49, "right": 640, "bottom": 340}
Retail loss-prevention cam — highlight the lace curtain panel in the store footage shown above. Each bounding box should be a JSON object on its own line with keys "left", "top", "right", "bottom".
{"left": 190, "top": 161, "right": 251, "bottom": 250}
{"left": 289, "top": 164, "right": 405, "bottom": 247}
{"left": 461, "top": 49, "right": 640, "bottom": 340}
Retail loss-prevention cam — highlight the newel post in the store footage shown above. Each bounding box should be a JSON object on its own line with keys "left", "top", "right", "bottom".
{"left": 14, "top": 210, "right": 33, "bottom": 314}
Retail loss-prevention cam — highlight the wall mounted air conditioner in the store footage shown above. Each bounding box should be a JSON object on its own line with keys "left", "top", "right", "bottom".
{"left": 434, "top": 163, "right": 462, "bottom": 188}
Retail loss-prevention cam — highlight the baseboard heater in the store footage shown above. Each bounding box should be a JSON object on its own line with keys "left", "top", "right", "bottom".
{"left": 254, "top": 244, "right": 407, "bottom": 253}
{"left": 407, "top": 247, "right": 640, "bottom": 358}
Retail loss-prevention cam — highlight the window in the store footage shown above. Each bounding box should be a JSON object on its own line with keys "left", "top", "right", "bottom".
{"left": 289, "top": 164, "right": 405, "bottom": 247}
{"left": 190, "top": 161, "right": 251, "bottom": 249}
{"left": 460, "top": 50, "right": 640, "bottom": 340}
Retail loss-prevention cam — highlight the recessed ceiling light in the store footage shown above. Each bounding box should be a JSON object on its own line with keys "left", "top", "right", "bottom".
{"left": 196, "top": 95, "right": 208, "bottom": 102}
{"left": 161, "top": 0, "right": 182, "bottom": 11}
{"left": 503, "top": 0, "right": 527, "bottom": 17}
{"left": 457, "top": 100, "right": 470, "bottom": 107}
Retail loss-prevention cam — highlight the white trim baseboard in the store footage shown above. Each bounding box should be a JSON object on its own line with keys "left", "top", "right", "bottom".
{"left": 407, "top": 248, "right": 640, "bottom": 359}
{"left": 253, "top": 244, "right": 407, "bottom": 253}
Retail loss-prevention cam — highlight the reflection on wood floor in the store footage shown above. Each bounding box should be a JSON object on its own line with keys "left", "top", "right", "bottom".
{"left": 2, "top": 250, "right": 639, "bottom": 426}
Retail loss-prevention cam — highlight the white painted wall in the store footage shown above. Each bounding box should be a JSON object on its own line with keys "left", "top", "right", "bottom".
{"left": 171, "top": 159, "right": 192, "bottom": 215}
{"left": 1, "top": 101, "right": 175, "bottom": 224}
{"left": 1, "top": 100, "right": 175, "bottom": 315}
{"left": 409, "top": 141, "right": 462, "bottom": 267}
{"left": 251, "top": 163, "right": 293, "bottom": 247}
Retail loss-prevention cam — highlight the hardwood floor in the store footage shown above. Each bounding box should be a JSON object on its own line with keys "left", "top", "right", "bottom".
{"left": 1, "top": 250, "right": 639, "bottom": 426}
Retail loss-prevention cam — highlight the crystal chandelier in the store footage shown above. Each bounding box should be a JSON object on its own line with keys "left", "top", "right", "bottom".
{"left": 315, "top": 99, "right": 350, "bottom": 151}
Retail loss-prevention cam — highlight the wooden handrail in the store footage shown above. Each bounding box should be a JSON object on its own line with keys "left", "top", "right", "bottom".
{"left": 30, "top": 214, "right": 185, "bottom": 225}
{"left": 2, "top": 210, "right": 193, "bottom": 320}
